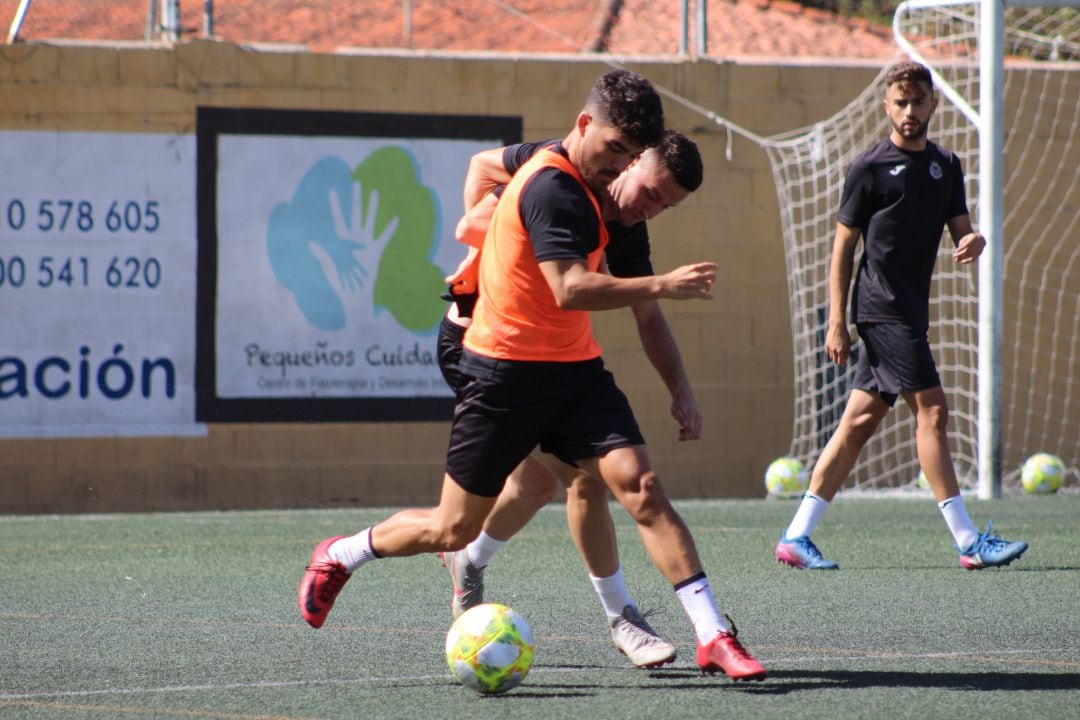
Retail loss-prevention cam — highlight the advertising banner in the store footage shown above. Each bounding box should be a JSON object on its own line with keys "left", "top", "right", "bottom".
{"left": 196, "top": 108, "right": 520, "bottom": 422}
{"left": 0, "top": 131, "right": 200, "bottom": 438}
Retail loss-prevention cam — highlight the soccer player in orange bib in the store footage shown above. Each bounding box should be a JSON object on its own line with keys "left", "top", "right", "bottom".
{"left": 437, "top": 130, "right": 705, "bottom": 669}
{"left": 299, "top": 69, "right": 766, "bottom": 681}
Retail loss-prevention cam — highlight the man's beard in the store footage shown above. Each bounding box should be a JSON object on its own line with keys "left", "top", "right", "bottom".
{"left": 582, "top": 163, "right": 617, "bottom": 197}
{"left": 895, "top": 118, "right": 927, "bottom": 139}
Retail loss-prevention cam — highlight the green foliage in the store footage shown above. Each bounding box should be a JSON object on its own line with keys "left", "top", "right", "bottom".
{"left": 795, "top": 0, "right": 899, "bottom": 26}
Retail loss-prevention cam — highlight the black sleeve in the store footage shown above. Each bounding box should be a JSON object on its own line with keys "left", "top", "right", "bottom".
{"left": 502, "top": 139, "right": 560, "bottom": 176}
{"left": 517, "top": 168, "right": 602, "bottom": 262}
{"left": 946, "top": 153, "right": 969, "bottom": 220}
{"left": 837, "top": 156, "right": 873, "bottom": 230}
{"left": 604, "top": 222, "right": 653, "bottom": 278}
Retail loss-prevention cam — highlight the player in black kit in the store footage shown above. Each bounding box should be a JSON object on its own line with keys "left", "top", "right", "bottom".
{"left": 774, "top": 60, "right": 1028, "bottom": 571}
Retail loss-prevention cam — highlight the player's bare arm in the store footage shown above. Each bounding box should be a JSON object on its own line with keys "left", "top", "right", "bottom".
{"left": 538, "top": 258, "right": 717, "bottom": 311}
{"left": 463, "top": 148, "right": 511, "bottom": 210}
{"left": 454, "top": 192, "right": 499, "bottom": 249}
{"left": 826, "top": 222, "right": 861, "bottom": 366}
{"left": 946, "top": 214, "right": 985, "bottom": 265}
{"left": 631, "top": 300, "right": 702, "bottom": 441}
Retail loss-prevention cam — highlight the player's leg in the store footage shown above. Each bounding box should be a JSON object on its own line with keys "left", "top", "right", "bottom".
{"left": 482, "top": 456, "right": 559, "bottom": 546}
{"left": 582, "top": 448, "right": 700, "bottom": 586}
{"left": 301, "top": 365, "right": 548, "bottom": 629}
{"left": 441, "top": 455, "right": 557, "bottom": 616}
{"left": 776, "top": 388, "right": 889, "bottom": 570}
{"left": 808, "top": 388, "right": 891, "bottom": 501}
{"left": 904, "top": 386, "right": 1028, "bottom": 569}
{"left": 542, "top": 456, "right": 676, "bottom": 668}
{"left": 778, "top": 324, "right": 898, "bottom": 569}
{"left": 904, "top": 385, "right": 962, "bottom": 503}
{"left": 299, "top": 474, "right": 496, "bottom": 628}
{"left": 581, "top": 446, "right": 765, "bottom": 680}
{"left": 547, "top": 365, "right": 763, "bottom": 680}
{"left": 563, "top": 470, "right": 618, "bottom": 574}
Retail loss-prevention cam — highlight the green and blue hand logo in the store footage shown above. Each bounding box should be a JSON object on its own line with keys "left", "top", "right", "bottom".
{"left": 266, "top": 147, "right": 446, "bottom": 332}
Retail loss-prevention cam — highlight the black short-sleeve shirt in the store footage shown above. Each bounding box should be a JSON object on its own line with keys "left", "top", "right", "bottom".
{"left": 503, "top": 141, "right": 654, "bottom": 278}
{"left": 512, "top": 145, "right": 604, "bottom": 264}
{"left": 838, "top": 138, "right": 968, "bottom": 328}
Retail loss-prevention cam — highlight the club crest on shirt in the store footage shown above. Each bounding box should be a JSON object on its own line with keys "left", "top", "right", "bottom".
{"left": 929, "top": 160, "right": 944, "bottom": 180}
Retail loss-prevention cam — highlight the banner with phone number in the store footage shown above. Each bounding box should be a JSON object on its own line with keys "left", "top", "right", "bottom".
{"left": 0, "top": 131, "right": 201, "bottom": 438}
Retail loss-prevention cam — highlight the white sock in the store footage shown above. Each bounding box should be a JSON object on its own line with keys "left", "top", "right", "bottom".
{"left": 590, "top": 566, "right": 636, "bottom": 619}
{"left": 674, "top": 574, "right": 729, "bottom": 644}
{"left": 466, "top": 531, "right": 505, "bottom": 568}
{"left": 785, "top": 492, "right": 829, "bottom": 539}
{"left": 328, "top": 527, "right": 378, "bottom": 573}
{"left": 939, "top": 495, "right": 979, "bottom": 549}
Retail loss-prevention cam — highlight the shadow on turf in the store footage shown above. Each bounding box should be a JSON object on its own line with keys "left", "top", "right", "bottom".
{"left": 850, "top": 565, "right": 1080, "bottom": 572}
{"left": 428, "top": 666, "right": 1080, "bottom": 698}
{"left": 721, "top": 669, "right": 1080, "bottom": 695}
{"left": 498, "top": 668, "right": 1080, "bottom": 698}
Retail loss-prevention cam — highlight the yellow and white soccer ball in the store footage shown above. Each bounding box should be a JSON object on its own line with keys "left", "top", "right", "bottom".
{"left": 445, "top": 603, "right": 535, "bottom": 694}
{"left": 765, "top": 457, "right": 808, "bottom": 498}
{"left": 1020, "top": 452, "right": 1065, "bottom": 494}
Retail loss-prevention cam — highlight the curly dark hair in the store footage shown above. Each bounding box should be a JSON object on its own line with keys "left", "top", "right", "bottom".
{"left": 585, "top": 69, "right": 665, "bottom": 149}
{"left": 653, "top": 130, "right": 703, "bottom": 192}
{"left": 885, "top": 60, "right": 933, "bottom": 91}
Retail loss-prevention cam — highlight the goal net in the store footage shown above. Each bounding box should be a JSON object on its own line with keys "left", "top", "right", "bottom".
{"left": 759, "top": 1, "right": 1079, "bottom": 493}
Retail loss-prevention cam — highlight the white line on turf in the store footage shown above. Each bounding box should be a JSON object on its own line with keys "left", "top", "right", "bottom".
{"left": 3, "top": 649, "right": 1077, "bottom": 702}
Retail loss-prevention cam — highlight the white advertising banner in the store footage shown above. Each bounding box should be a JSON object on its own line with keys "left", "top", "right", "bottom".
{"left": 197, "top": 109, "right": 520, "bottom": 422}
{"left": 0, "top": 131, "right": 201, "bottom": 438}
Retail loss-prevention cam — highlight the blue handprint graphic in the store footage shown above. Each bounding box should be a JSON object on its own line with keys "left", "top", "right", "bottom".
{"left": 266, "top": 156, "right": 397, "bottom": 330}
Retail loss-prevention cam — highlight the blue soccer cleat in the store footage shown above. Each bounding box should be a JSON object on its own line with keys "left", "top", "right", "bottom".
{"left": 958, "top": 521, "right": 1029, "bottom": 570}
{"left": 775, "top": 533, "right": 839, "bottom": 570}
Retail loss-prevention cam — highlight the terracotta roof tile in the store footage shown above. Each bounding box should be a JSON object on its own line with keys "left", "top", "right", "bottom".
{"left": 2, "top": 0, "right": 895, "bottom": 59}
{"left": 610, "top": 0, "right": 894, "bottom": 58}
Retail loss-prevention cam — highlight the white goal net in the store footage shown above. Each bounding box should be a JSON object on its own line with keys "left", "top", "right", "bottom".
{"left": 759, "top": 2, "right": 1079, "bottom": 493}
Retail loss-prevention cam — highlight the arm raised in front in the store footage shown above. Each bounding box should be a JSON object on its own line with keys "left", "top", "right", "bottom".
{"left": 537, "top": 258, "right": 717, "bottom": 311}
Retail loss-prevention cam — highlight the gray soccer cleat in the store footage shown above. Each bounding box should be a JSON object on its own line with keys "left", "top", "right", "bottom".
{"left": 609, "top": 605, "right": 677, "bottom": 668}
{"left": 439, "top": 549, "right": 485, "bottom": 618}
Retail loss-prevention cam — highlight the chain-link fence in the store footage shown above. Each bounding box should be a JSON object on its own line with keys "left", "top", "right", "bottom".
{"left": 2, "top": 0, "right": 897, "bottom": 58}
{"left": 2, "top": 0, "right": 651, "bottom": 52}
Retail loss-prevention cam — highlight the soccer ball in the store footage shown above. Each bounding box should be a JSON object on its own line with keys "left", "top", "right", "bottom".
{"left": 1020, "top": 453, "right": 1065, "bottom": 494}
{"left": 765, "top": 457, "right": 808, "bottom": 497}
{"left": 445, "top": 603, "right": 535, "bottom": 694}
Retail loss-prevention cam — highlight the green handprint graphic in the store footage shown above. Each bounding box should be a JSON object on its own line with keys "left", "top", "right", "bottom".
{"left": 351, "top": 146, "right": 446, "bottom": 332}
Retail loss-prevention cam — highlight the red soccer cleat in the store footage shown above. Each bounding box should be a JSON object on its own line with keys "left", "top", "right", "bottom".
{"left": 696, "top": 617, "right": 767, "bottom": 681}
{"left": 298, "top": 536, "right": 350, "bottom": 628}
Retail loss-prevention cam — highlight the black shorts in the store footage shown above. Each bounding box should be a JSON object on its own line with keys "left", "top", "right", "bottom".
{"left": 445, "top": 353, "right": 644, "bottom": 497}
{"left": 853, "top": 322, "right": 941, "bottom": 407}
{"left": 436, "top": 314, "right": 468, "bottom": 397}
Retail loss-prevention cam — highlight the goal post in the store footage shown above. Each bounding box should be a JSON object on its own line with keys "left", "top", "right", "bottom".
{"left": 896, "top": 0, "right": 1079, "bottom": 498}
{"left": 760, "top": 0, "right": 1079, "bottom": 495}
{"left": 894, "top": 0, "right": 1065, "bottom": 499}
